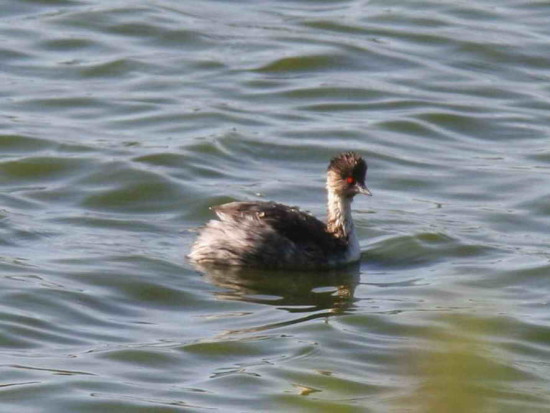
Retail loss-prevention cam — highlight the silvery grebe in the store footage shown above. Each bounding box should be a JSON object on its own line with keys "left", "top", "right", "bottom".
{"left": 188, "top": 152, "right": 371, "bottom": 270}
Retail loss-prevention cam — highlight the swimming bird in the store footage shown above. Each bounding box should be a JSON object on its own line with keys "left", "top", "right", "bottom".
{"left": 188, "top": 152, "right": 371, "bottom": 270}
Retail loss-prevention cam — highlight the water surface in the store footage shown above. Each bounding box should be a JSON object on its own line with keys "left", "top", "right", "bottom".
{"left": 1, "top": 0, "right": 550, "bottom": 411}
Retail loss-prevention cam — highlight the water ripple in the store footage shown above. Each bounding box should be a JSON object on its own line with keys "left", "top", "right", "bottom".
{"left": 1, "top": 0, "right": 550, "bottom": 411}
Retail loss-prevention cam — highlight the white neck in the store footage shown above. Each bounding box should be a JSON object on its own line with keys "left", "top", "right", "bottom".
{"left": 326, "top": 190, "right": 354, "bottom": 240}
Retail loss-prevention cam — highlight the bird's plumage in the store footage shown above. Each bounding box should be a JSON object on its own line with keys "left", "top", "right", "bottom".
{"left": 189, "top": 201, "right": 348, "bottom": 269}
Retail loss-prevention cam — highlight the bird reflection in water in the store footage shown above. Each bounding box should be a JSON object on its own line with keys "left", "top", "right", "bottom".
{"left": 194, "top": 262, "right": 360, "bottom": 318}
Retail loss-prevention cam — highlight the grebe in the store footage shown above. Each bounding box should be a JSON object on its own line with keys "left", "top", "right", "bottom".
{"left": 188, "top": 152, "right": 372, "bottom": 270}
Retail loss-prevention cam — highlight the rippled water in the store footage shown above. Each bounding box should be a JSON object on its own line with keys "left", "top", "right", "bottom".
{"left": 2, "top": 0, "right": 550, "bottom": 411}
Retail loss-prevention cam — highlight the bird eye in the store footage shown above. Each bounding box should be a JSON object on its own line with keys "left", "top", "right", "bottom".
{"left": 346, "top": 177, "right": 355, "bottom": 184}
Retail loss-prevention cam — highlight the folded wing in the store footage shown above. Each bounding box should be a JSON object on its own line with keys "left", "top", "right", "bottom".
{"left": 212, "top": 201, "right": 345, "bottom": 252}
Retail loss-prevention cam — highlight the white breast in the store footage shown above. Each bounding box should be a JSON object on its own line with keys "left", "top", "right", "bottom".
{"left": 345, "top": 231, "right": 361, "bottom": 263}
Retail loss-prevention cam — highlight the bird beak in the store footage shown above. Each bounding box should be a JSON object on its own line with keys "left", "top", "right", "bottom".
{"left": 356, "top": 182, "right": 372, "bottom": 196}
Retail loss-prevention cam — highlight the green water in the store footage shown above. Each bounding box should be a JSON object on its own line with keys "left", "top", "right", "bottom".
{"left": 1, "top": 0, "right": 550, "bottom": 411}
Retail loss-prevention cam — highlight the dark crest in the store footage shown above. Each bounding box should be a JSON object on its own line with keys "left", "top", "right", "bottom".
{"left": 328, "top": 152, "right": 367, "bottom": 182}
